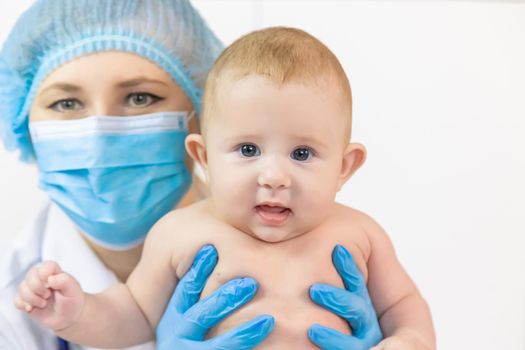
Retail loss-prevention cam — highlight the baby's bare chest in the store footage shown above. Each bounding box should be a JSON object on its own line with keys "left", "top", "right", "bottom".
{"left": 191, "top": 220, "right": 369, "bottom": 290}
{"left": 177, "top": 220, "right": 369, "bottom": 348}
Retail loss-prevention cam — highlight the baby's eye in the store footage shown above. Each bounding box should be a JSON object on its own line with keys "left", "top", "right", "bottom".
{"left": 49, "top": 99, "right": 83, "bottom": 112}
{"left": 239, "top": 143, "right": 261, "bottom": 157}
{"left": 291, "top": 147, "right": 313, "bottom": 162}
{"left": 127, "top": 93, "right": 162, "bottom": 108}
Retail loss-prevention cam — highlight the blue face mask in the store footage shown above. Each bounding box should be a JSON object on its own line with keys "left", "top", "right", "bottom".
{"left": 29, "top": 111, "right": 192, "bottom": 250}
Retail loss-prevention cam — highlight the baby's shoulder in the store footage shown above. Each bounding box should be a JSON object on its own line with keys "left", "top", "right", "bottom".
{"left": 151, "top": 199, "right": 209, "bottom": 232}
{"left": 328, "top": 203, "right": 390, "bottom": 254}
{"left": 144, "top": 200, "right": 213, "bottom": 252}
{"left": 331, "top": 203, "right": 381, "bottom": 230}
{"left": 144, "top": 199, "right": 226, "bottom": 277}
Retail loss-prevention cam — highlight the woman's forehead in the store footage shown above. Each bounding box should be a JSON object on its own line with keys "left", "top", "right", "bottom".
{"left": 39, "top": 52, "right": 174, "bottom": 88}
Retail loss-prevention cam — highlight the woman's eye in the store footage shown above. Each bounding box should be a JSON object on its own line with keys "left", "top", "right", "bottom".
{"left": 291, "top": 147, "right": 313, "bottom": 161}
{"left": 49, "top": 99, "right": 83, "bottom": 112}
{"left": 239, "top": 143, "right": 261, "bottom": 157}
{"left": 127, "top": 93, "right": 161, "bottom": 107}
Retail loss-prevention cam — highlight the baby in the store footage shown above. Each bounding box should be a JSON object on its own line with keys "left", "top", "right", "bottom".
{"left": 15, "top": 27, "right": 435, "bottom": 349}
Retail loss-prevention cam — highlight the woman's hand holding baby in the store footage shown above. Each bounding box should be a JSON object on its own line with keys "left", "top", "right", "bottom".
{"left": 309, "top": 245, "right": 383, "bottom": 349}
{"left": 14, "top": 261, "right": 84, "bottom": 331}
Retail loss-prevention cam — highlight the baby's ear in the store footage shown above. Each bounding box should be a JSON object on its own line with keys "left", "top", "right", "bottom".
{"left": 185, "top": 134, "right": 208, "bottom": 170}
{"left": 338, "top": 143, "right": 366, "bottom": 190}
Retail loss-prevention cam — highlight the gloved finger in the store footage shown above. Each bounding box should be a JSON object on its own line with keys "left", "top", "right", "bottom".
{"left": 168, "top": 245, "right": 218, "bottom": 314}
{"left": 207, "top": 314, "right": 275, "bottom": 350}
{"left": 308, "top": 323, "right": 366, "bottom": 350}
{"left": 184, "top": 277, "right": 258, "bottom": 330}
{"left": 332, "top": 245, "right": 370, "bottom": 302}
{"left": 309, "top": 283, "right": 368, "bottom": 335}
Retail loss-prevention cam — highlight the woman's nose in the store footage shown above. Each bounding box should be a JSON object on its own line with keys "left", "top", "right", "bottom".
{"left": 91, "top": 94, "right": 126, "bottom": 116}
{"left": 91, "top": 101, "right": 116, "bottom": 116}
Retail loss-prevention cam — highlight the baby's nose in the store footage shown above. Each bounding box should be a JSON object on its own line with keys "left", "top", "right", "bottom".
{"left": 257, "top": 159, "right": 291, "bottom": 189}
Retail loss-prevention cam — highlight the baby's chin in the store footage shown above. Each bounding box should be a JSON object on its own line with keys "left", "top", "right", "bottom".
{"left": 221, "top": 209, "right": 319, "bottom": 244}
{"left": 245, "top": 225, "right": 308, "bottom": 244}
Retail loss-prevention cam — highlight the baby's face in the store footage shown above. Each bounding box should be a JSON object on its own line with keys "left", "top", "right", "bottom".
{"left": 203, "top": 75, "right": 356, "bottom": 242}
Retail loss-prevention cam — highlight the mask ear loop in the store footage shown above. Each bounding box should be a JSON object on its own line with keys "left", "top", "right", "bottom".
{"left": 182, "top": 110, "right": 196, "bottom": 132}
{"left": 187, "top": 110, "right": 196, "bottom": 123}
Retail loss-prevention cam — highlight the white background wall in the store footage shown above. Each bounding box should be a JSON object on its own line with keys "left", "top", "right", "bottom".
{"left": 1, "top": 1, "right": 524, "bottom": 349}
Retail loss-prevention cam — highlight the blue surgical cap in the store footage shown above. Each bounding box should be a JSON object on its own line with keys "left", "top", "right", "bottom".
{"left": 0, "top": 0, "right": 223, "bottom": 161}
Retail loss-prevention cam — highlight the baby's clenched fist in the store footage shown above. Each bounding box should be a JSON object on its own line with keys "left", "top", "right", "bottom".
{"left": 14, "top": 260, "right": 85, "bottom": 331}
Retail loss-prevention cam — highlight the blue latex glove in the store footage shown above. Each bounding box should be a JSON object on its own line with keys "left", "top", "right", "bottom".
{"left": 157, "top": 244, "right": 275, "bottom": 349}
{"left": 308, "top": 245, "right": 383, "bottom": 349}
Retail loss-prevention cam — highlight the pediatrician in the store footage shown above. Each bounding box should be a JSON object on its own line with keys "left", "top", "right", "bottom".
{"left": 0, "top": 1, "right": 382, "bottom": 349}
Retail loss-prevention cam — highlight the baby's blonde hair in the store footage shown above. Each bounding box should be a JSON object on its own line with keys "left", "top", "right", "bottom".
{"left": 202, "top": 27, "right": 353, "bottom": 139}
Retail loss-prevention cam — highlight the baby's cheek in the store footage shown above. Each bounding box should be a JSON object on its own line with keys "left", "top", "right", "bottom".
{"left": 296, "top": 195, "right": 333, "bottom": 231}
{"left": 211, "top": 176, "right": 248, "bottom": 209}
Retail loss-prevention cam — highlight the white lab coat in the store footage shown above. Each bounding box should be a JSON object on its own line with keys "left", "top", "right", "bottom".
{"left": 0, "top": 203, "right": 155, "bottom": 350}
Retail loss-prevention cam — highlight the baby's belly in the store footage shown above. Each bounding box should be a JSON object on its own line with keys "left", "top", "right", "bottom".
{"left": 205, "top": 283, "right": 350, "bottom": 349}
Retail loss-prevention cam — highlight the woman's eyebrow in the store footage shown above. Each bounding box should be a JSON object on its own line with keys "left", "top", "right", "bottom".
{"left": 117, "top": 77, "right": 169, "bottom": 88}
{"left": 40, "top": 83, "right": 82, "bottom": 94}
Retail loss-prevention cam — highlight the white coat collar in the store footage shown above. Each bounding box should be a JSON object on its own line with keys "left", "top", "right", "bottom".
{"left": 41, "top": 204, "right": 119, "bottom": 293}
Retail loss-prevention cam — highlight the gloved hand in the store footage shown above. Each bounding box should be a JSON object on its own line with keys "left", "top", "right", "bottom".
{"left": 156, "top": 244, "right": 275, "bottom": 349}
{"left": 308, "top": 245, "right": 383, "bottom": 349}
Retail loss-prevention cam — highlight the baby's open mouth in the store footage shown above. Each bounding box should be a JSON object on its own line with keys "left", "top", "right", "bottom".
{"left": 255, "top": 205, "right": 291, "bottom": 225}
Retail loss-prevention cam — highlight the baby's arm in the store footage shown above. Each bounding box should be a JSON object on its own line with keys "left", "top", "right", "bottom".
{"left": 14, "top": 215, "right": 181, "bottom": 347}
{"left": 14, "top": 261, "right": 152, "bottom": 347}
{"left": 363, "top": 218, "right": 436, "bottom": 350}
